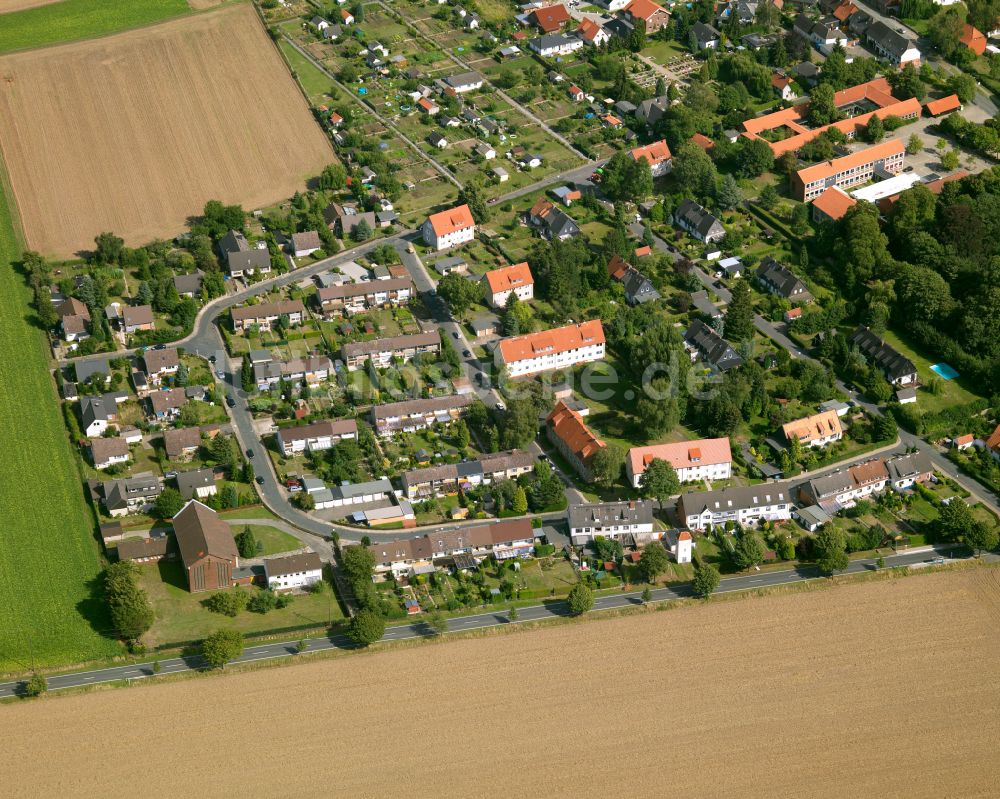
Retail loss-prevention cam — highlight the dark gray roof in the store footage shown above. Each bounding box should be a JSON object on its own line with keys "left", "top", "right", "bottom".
{"left": 692, "top": 21, "right": 720, "bottom": 44}
{"left": 849, "top": 326, "right": 916, "bottom": 382}
{"left": 568, "top": 500, "right": 654, "bottom": 529}
{"left": 621, "top": 268, "right": 660, "bottom": 305}
{"left": 175, "top": 467, "right": 216, "bottom": 500}
{"left": 808, "top": 471, "right": 855, "bottom": 500}
{"left": 886, "top": 451, "right": 933, "bottom": 481}
{"left": 679, "top": 482, "right": 792, "bottom": 517}
{"left": 865, "top": 20, "right": 914, "bottom": 59}
{"left": 675, "top": 199, "right": 724, "bottom": 241}
{"left": 75, "top": 357, "right": 111, "bottom": 384}
{"left": 756, "top": 257, "right": 813, "bottom": 302}
{"left": 686, "top": 319, "right": 744, "bottom": 370}
{"left": 444, "top": 71, "right": 483, "bottom": 89}
{"left": 173, "top": 271, "right": 202, "bottom": 296}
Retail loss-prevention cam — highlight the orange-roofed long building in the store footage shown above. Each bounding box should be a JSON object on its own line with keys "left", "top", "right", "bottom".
{"left": 741, "top": 78, "right": 921, "bottom": 157}
{"left": 496, "top": 320, "right": 605, "bottom": 378}
{"left": 629, "top": 139, "right": 673, "bottom": 177}
{"left": 626, "top": 438, "right": 733, "bottom": 488}
{"left": 925, "top": 93, "right": 961, "bottom": 117}
{"left": 422, "top": 203, "right": 476, "bottom": 251}
{"left": 483, "top": 262, "right": 534, "bottom": 308}
{"left": 782, "top": 410, "right": 844, "bottom": 448}
{"left": 547, "top": 400, "right": 605, "bottom": 481}
{"left": 793, "top": 138, "right": 905, "bottom": 201}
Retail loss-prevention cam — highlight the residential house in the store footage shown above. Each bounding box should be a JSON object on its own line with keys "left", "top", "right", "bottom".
{"left": 173, "top": 500, "right": 239, "bottom": 593}
{"left": 253, "top": 356, "right": 333, "bottom": 390}
{"left": 484, "top": 262, "right": 535, "bottom": 308}
{"left": 80, "top": 391, "right": 128, "bottom": 438}
{"left": 794, "top": 61, "right": 821, "bottom": 85}
{"left": 122, "top": 305, "right": 154, "bottom": 334}
{"left": 417, "top": 97, "right": 440, "bottom": 115}
{"left": 849, "top": 325, "right": 917, "bottom": 385}
{"left": 318, "top": 279, "right": 412, "bottom": 317}
{"left": 427, "top": 131, "right": 449, "bottom": 149}
{"left": 626, "top": 438, "right": 732, "bottom": 488}
{"left": 400, "top": 450, "right": 535, "bottom": 499}
{"left": 290, "top": 231, "right": 322, "bottom": 258}
{"left": 685, "top": 319, "right": 744, "bottom": 371}
{"left": 664, "top": 529, "right": 693, "bottom": 563}
{"left": 568, "top": 500, "right": 655, "bottom": 545}
{"left": 368, "top": 519, "right": 535, "bottom": 578}
{"left": 230, "top": 300, "right": 306, "bottom": 332}
{"left": 265, "top": 552, "right": 324, "bottom": 592}
{"left": 443, "top": 71, "right": 484, "bottom": 93}
{"left": 811, "top": 185, "right": 857, "bottom": 222}
{"left": 218, "top": 230, "right": 271, "bottom": 278}
{"left": 885, "top": 451, "right": 934, "bottom": 489}
{"left": 75, "top": 357, "right": 111, "bottom": 387}
{"left": 57, "top": 298, "right": 91, "bottom": 342}
{"left": 772, "top": 72, "right": 796, "bottom": 100}
{"left": 173, "top": 271, "right": 203, "bottom": 298}
{"left": 142, "top": 347, "right": 180, "bottom": 385}
{"left": 370, "top": 394, "right": 475, "bottom": 437}
{"left": 89, "top": 436, "right": 131, "bottom": 470}
{"left": 674, "top": 199, "right": 725, "bottom": 243}
{"left": 623, "top": 0, "right": 671, "bottom": 33}
{"left": 629, "top": 139, "right": 672, "bottom": 176}
{"left": 341, "top": 331, "right": 441, "bottom": 370}
{"left": 102, "top": 474, "right": 162, "bottom": 517}
{"left": 782, "top": 409, "right": 844, "bottom": 448}
{"left": 865, "top": 21, "right": 921, "bottom": 66}
{"left": 528, "top": 3, "right": 570, "bottom": 32}
{"left": 793, "top": 138, "right": 905, "bottom": 201}
{"left": 804, "top": 458, "right": 888, "bottom": 507}
{"left": 691, "top": 21, "right": 721, "bottom": 49}
{"left": 276, "top": 419, "right": 359, "bottom": 455}
{"left": 567, "top": 84, "right": 585, "bottom": 102}
{"left": 577, "top": 18, "right": 610, "bottom": 46}
{"left": 163, "top": 426, "right": 202, "bottom": 461}
{"left": 496, "top": 320, "right": 605, "bottom": 378}
{"left": 147, "top": 388, "right": 187, "bottom": 421}
{"left": 634, "top": 95, "right": 671, "bottom": 127}
{"left": 422, "top": 204, "right": 476, "bottom": 251}
{"left": 176, "top": 467, "right": 218, "bottom": 501}
{"left": 678, "top": 483, "right": 793, "bottom": 530}
{"left": 529, "top": 33, "right": 584, "bottom": 56}
{"left": 960, "top": 23, "right": 987, "bottom": 55}
{"left": 546, "top": 400, "right": 605, "bottom": 481}
{"left": 756, "top": 257, "right": 813, "bottom": 303}
{"left": 527, "top": 198, "right": 580, "bottom": 240}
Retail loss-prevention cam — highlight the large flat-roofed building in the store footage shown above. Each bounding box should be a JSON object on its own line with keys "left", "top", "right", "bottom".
{"left": 793, "top": 138, "right": 905, "bottom": 201}
{"left": 678, "top": 483, "right": 793, "bottom": 530}
{"left": 741, "top": 78, "right": 920, "bottom": 157}
{"left": 626, "top": 438, "right": 732, "bottom": 488}
{"left": 495, "top": 320, "right": 605, "bottom": 378}
{"left": 341, "top": 331, "right": 440, "bottom": 370}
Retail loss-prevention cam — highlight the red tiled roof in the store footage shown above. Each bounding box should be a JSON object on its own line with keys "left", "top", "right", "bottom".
{"left": 634, "top": 245, "right": 652, "bottom": 258}
{"left": 624, "top": 0, "right": 667, "bottom": 21}
{"left": 986, "top": 423, "right": 1000, "bottom": 451}
{"left": 690, "top": 132, "right": 715, "bottom": 151}
{"left": 426, "top": 204, "right": 475, "bottom": 236}
{"left": 602, "top": 113, "right": 622, "bottom": 126}
{"left": 925, "top": 94, "right": 961, "bottom": 116}
{"left": 577, "top": 17, "right": 604, "bottom": 42}
{"left": 630, "top": 139, "right": 672, "bottom": 167}
{"left": 530, "top": 4, "right": 570, "bottom": 32}
{"left": 628, "top": 438, "right": 732, "bottom": 480}
{"left": 811, "top": 186, "right": 857, "bottom": 221}
{"left": 960, "top": 23, "right": 987, "bottom": 55}
{"left": 547, "top": 400, "right": 605, "bottom": 467}
{"left": 607, "top": 254, "right": 630, "bottom": 280}
{"left": 796, "top": 139, "right": 904, "bottom": 186}
{"left": 484, "top": 262, "right": 534, "bottom": 295}
{"left": 499, "top": 320, "right": 605, "bottom": 365}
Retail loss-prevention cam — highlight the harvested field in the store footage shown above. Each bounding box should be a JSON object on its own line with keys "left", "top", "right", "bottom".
{"left": 0, "top": 3, "right": 333, "bottom": 256}
{"left": 6, "top": 568, "right": 1000, "bottom": 798}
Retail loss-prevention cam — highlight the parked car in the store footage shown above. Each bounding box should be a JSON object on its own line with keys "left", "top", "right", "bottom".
{"left": 246, "top": 449, "right": 255, "bottom": 459}
{"left": 226, "top": 395, "right": 236, "bottom": 408}
{"left": 255, "top": 476, "right": 265, "bottom": 485}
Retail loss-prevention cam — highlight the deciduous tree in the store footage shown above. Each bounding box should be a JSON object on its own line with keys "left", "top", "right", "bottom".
{"left": 201, "top": 629, "right": 244, "bottom": 669}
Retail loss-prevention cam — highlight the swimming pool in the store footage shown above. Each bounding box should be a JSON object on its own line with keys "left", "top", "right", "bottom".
{"left": 930, "top": 363, "right": 959, "bottom": 380}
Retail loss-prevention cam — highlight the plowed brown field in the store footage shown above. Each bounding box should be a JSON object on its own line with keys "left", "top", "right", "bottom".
{"left": 0, "top": 3, "right": 333, "bottom": 256}
{"left": 0, "top": 0, "right": 60, "bottom": 11}
{"left": 4, "top": 568, "right": 1000, "bottom": 799}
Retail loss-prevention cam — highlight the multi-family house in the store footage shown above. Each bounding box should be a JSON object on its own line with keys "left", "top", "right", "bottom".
{"left": 484, "top": 262, "right": 534, "bottom": 308}
{"left": 568, "top": 500, "right": 656, "bottom": 545}
{"left": 622, "top": 0, "right": 671, "bottom": 32}
{"left": 546, "top": 400, "right": 605, "bottom": 481}
{"left": 629, "top": 139, "right": 673, "bottom": 176}
{"left": 782, "top": 410, "right": 844, "bottom": 448}
{"left": 218, "top": 230, "right": 271, "bottom": 278}
{"left": 422, "top": 204, "right": 476, "bottom": 251}
{"left": 678, "top": 483, "right": 793, "bottom": 530}
{"left": 756, "top": 258, "right": 813, "bottom": 303}
{"left": 674, "top": 199, "right": 725, "bottom": 243}
{"left": 370, "top": 394, "right": 475, "bottom": 437}
{"left": 849, "top": 325, "right": 917, "bottom": 386}
{"left": 885, "top": 451, "right": 934, "bottom": 489}
{"left": 265, "top": 552, "right": 324, "bottom": 592}
{"left": 400, "top": 450, "right": 535, "bottom": 499}
{"left": 626, "top": 438, "right": 733, "bottom": 488}
{"left": 341, "top": 331, "right": 441, "bottom": 371}
{"left": 102, "top": 474, "right": 162, "bottom": 517}
{"left": 317, "top": 278, "right": 412, "bottom": 316}
{"left": 496, "top": 320, "right": 605, "bottom": 378}
{"left": 276, "top": 419, "right": 359, "bottom": 456}
{"left": 230, "top": 300, "right": 306, "bottom": 332}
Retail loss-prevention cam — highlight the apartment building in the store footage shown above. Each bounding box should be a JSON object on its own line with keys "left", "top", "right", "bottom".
{"left": 546, "top": 400, "right": 605, "bottom": 481}
{"left": 370, "top": 394, "right": 475, "bottom": 437}
{"left": 400, "top": 450, "right": 535, "bottom": 499}
{"left": 422, "top": 203, "right": 476, "bottom": 251}
{"left": 628, "top": 139, "right": 672, "bottom": 176}
{"left": 626, "top": 438, "right": 732, "bottom": 488}
{"left": 484, "top": 262, "right": 535, "bottom": 308}
{"left": 678, "top": 483, "right": 793, "bottom": 531}
{"left": 230, "top": 300, "right": 306, "bottom": 332}
{"left": 793, "top": 138, "right": 905, "bottom": 201}
{"left": 782, "top": 410, "right": 844, "bottom": 448}
{"left": 341, "top": 331, "right": 441, "bottom": 371}
{"left": 276, "top": 419, "right": 358, "bottom": 456}
{"left": 317, "top": 278, "right": 412, "bottom": 316}
{"left": 495, "top": 320, "right": 605, "bottom": 378}
{"left": 567, "top": 500, "right": 655, "bottom": 546}
{"left": 804, "top": 458, "right": 890, "bottom": 507}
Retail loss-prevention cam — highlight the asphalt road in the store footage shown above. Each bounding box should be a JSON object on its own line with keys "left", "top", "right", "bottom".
{"left": 0, "top": 545, "right": 961, "bottom": 698}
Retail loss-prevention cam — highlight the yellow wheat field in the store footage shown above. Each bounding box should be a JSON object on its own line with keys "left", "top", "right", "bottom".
{"left": 0, "top": 3, "right": 333, "bottom": 256}
{"left": 4, "top": 568, "right": 1000, "bottom": 798}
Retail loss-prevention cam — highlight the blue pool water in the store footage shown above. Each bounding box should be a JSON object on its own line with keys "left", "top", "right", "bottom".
{"left": 930, "top": 363, "right": 959, "bottom": 380}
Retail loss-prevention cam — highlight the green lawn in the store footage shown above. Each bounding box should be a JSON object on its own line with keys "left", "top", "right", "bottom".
{"left": 0, "top": 164, "right": 122, "bottom": 672}
{"left": 877, "top": 328, "right": 983, "bottom": 413}
{"left": 278, "top": 38, "right": 337, "bottom": 102}
{"left": 0, "top": 0, "right": 190, "bottom": 54}
{"left": 231, "top": 524, "right": 303, "bottom": 557}
{"left": 138, "top": 561, "right": 344, "bottom": 648}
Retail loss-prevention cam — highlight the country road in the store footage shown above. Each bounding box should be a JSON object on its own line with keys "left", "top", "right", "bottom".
{"left": 0, "top": 545, "right": 964, "bottom": 698}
